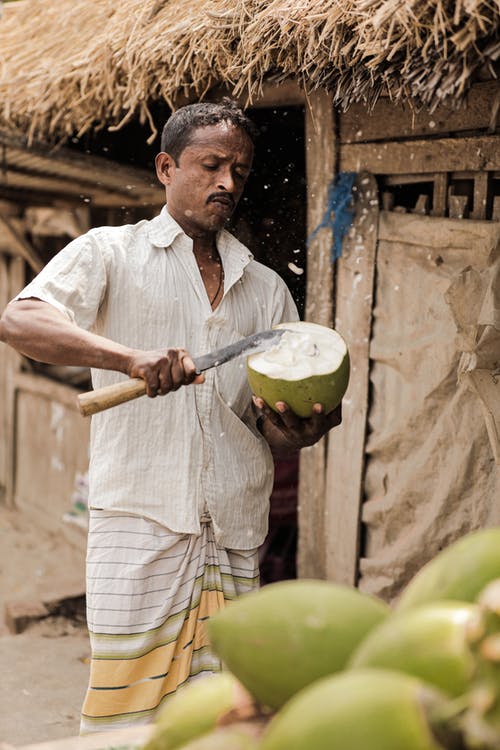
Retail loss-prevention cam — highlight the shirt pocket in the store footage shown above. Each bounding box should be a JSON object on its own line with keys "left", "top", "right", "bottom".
{"left": 213, "top": 389, "right": 270, "bottom": 463}
{"left": 214, "top": 357, "right": 254, "bottom": 420}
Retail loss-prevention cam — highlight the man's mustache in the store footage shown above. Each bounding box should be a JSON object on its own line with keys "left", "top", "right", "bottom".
{"left": 207, "top": 192, "right": 235, "bottom": 207}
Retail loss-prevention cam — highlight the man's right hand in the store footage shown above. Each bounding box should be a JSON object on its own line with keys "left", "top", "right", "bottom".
{"left": 127, "top": 348, "right": 205, "bottom": 398}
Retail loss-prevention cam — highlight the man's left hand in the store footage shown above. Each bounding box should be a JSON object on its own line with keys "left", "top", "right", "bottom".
{"left": 253, "top": 396, "right": 342, "bottom": 454}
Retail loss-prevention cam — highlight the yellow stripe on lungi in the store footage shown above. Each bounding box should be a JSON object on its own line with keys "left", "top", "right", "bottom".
{"left": 80, "top": 511, "right": 259, "bottom": 734}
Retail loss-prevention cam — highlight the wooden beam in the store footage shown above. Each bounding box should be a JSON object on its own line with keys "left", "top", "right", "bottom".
{"left": 339, "top": 81, "right": 499, "bottom": 143}
{"left": 0, "top": 130, "right": 158, "bottom": 190}
{"left": 0, "top": 132, "right": 163, "bottom": 207}
{"left": 383, "top": 174, "right": 435, "bottom": 186}
{"left": 208, "top": 80, "right": 305, "bottom": 109}
{"left": 0, "top": 200, "right": 20, "bottom": 218}
{"left": 247, "top": 80, "right": 305, "bottom": 108}
{"left": 297, "top": 89, "right": 336, "bottom": 580}
{"left": 0, "top": 211, "right": 44, "bottom": 272}
{"left": 14, "top": 371, "right": 84, "bottom": 411}
{"left": 325, "top": 173, "right": 379, "bottom": 586}
{"left": 0, "top": 184, "right": 111, "bottom": 209}
{"left": 340, "top": 136, "right": 500, "bottom": 175}
{"left": 0, "top": 169, "right": 162, "bottom": 207}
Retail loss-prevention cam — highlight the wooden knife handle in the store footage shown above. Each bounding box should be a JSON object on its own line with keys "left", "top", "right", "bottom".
{"left": 78, "top": 378, "right": 147, "bottom": 416}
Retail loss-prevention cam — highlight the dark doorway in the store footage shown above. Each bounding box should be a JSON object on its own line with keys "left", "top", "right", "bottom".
{"left": 231, "top": 106, "right": 307, "bottom": 318}
{"left": 232, "top": 106, "right": 306, "bottom": 584}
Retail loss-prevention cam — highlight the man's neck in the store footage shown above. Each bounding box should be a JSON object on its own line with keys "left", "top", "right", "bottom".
{"left": 165, "top": 206, "right": 219, "bottom": 257}
{"left": 192, "top": 235, "right": 218, "bottom": 259}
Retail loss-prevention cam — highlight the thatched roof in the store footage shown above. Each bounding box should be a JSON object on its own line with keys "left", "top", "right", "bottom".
{"left": 0, "top": 0, "right": 498, "bottom": 143}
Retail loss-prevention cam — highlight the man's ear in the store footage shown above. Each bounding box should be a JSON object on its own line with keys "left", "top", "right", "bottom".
{"left": 155, "top": 152, "right": 175, "bottom": 186}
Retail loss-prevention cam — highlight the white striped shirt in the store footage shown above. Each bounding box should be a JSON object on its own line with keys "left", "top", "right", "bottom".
{"left": 16, "top": 206, "right": 299, "bottom": 548}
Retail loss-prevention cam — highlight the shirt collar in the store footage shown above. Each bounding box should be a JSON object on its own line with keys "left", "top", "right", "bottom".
{"left": 146, "top": 205, "right": 185, "bottom": 248}
{"left": 217, "top": 229, "right": 253, "bottom": 288}
{"left": 147, "top": 204, "right": 254, "bottom": 273}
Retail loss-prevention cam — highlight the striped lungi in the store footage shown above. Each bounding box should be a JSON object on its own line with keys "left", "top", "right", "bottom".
{"left": 80, "top": 510, "right": 260, "bottom": 734}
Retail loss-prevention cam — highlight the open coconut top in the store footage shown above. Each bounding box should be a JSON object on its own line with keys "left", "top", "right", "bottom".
{"left": 248, "top": 322, "right": 347, "bottom": 381}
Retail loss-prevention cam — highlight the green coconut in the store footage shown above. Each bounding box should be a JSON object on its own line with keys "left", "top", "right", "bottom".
{"left": 206, "top": 579, "right": 389, "bottom": 709}
{"left": 460, "top": 579, "right": 500, "bottom": 749}
{"left": 143, "top": 673, "right": 255, "bottom": 750}
{"left": 259, "top": 669, "right": 459, "bottom": 750}
{"left": 172, "top": 722, "right": 264, "bottom": 750}
{"left": 247, "top": 321, "right": 350, "bottom": 417}
{"left": 349, "top": 601, "right": 482, "bottom": 697}
{"left": 397, "top": 528, "right": 500, "bottom": 612}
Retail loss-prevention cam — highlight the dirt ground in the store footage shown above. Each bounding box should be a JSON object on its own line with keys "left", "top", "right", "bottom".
{"left": 0, "top": 507, "right": 90, "bottom": 747}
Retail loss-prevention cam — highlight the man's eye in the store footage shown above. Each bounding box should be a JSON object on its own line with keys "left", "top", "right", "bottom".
{"left": 203, "top": 164, "right": 218, "bottom": 170}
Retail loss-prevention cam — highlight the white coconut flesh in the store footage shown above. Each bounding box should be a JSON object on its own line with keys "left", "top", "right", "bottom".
{"left": 249, "top": 322, "right": 347, "bottom": 381}
{"left": 247, "top": 322, "right": 350, "bottom": 417}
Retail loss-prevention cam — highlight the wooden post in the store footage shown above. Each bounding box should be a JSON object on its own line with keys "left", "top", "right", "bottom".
{"left": 471, "top": 172, "right": 491, "bottom": 220}
{"left": 297, "top": 90, "right": 336, "bottom": 579}
{"left": 493, "top": 196, "right": 500, "bottom": 221}
{"left": 432, "top": 174, "right": 448, "bottom": 217}
{"left": 0, "top": 255, "right": 24, "bottom": 507}
{"left": 411, "top": 195, "right": 429, "bottom": 215}
{"left": 0, "top": 253, "right": 9, "bottom": 505}
{"left": 448, "top": 194, "right": 469, "bottom": 219}
{"left": 325, "top": 173, "right": 379, "bottom": 585}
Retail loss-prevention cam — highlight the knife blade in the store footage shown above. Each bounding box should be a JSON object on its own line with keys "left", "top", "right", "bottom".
{"left": 193, "top": 328, "right": 287, "bottom": 374}
{"left": 77, "top": 327, "right": 289, "bottom": 417}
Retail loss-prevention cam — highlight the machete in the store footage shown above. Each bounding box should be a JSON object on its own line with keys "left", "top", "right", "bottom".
{"left": 77, "top": 328, "right": 289, "bottom": 417}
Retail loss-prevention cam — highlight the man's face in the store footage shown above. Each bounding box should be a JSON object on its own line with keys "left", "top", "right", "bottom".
{"left": 156, "top": 122, "right": 254, "bottom": 237}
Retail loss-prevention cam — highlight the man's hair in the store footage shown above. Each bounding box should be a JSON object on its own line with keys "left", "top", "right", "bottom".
{"left": 160, "top": 98, "right": 257, "bottom": 163}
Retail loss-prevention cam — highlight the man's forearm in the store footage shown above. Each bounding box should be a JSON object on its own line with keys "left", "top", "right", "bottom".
{"left": 0, "top": 299, "right": 133, "bottom": 374}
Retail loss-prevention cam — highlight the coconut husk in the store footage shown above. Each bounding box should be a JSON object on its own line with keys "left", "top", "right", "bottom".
{"left": 0, "top": 0, "right": 497, "bottom": 142}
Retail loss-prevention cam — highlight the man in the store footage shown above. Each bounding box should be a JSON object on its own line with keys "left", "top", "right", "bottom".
{"left": 0, "top": 99, "right": 341, "bottom": 732}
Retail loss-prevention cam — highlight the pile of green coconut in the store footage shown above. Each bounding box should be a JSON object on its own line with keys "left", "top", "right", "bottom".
{"left": 142, "top": 527, "right": 500, "bottom": 750}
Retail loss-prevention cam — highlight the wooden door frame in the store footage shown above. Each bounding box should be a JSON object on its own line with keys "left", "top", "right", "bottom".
{"left": 296, "top": 83, "right": 500, "bottom": 582}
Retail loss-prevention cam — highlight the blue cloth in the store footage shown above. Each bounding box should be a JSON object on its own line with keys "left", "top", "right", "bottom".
{"left": 307, "top": 172, "right": 357, "bottom": 261}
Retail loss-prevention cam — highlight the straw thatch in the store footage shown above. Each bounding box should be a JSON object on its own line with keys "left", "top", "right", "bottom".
{"left": 0, "top": 0, "right": 498, "bottom": 143}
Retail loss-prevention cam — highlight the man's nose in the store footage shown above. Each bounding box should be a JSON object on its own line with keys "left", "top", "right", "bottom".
{"left": 217, "top": 168, "right": 235, "bottom": 193}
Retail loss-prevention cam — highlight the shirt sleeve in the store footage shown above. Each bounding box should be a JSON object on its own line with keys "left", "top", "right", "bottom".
{"left": 13, "top": 231, "right": 108, "bottom": 331}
